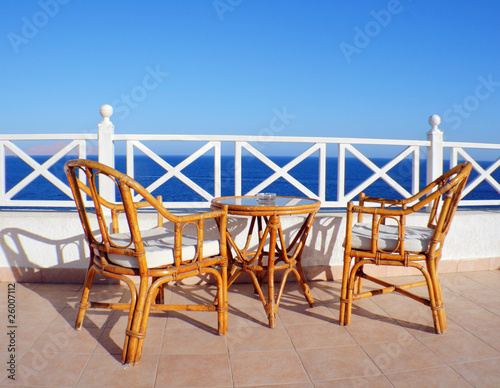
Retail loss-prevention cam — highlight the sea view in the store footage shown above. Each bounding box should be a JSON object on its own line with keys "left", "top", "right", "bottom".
{"left": 4, "top": 154, "right": 500, "bottom": 204}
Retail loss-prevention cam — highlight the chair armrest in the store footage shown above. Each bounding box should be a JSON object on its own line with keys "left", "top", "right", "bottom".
{"left": 352, "top": 204, "right": 406, "bottom": 218}
{"left": 357, "top": 192, "right": 407, "bottom": 223}
{"left": 174, "top": 209, "right": 227, "bottom": 223}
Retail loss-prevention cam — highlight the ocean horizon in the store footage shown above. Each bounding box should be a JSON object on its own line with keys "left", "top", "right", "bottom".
{"left": 4, "top": 154, "right": 499, "bottom": 205}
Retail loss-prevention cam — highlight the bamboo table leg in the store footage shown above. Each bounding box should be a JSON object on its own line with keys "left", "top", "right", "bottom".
{"left": 265, "top": 215, "right": 278, "bottom": 328}
{"left": 220, "top": 208, "right": 318, "bottom": 328}
{"left": 252, "top": 214, "right": 315, "bottom": 328}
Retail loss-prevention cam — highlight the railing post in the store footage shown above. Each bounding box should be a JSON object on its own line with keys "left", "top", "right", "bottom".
{"left": 426, "top": 114, "right": 444, "bottom": 185}
{"left": 98, "top": 104, "right": 115, "bottom": 201}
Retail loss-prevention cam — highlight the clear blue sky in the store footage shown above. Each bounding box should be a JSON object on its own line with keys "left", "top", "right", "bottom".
{"left": 1, "top": 0, "right": 500, "bottom": 146}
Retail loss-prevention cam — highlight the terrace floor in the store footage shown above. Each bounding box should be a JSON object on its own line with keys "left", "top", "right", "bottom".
{"left": 1, "top": 270, "right": 500, "bottom": 387}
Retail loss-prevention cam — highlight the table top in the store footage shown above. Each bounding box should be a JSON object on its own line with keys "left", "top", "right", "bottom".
{"left": 211, "top": 195, "right": 321, "bottom": 216}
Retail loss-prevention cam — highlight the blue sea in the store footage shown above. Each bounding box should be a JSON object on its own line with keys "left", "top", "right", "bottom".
{"left": 4, "top": 155, "right": 500, "bottom": 205}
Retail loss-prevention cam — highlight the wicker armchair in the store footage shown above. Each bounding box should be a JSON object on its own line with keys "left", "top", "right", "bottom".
{"left": 65, "top": 159, "right": 228, "bottom": 365}
{"left": 340, "top": 161, "right": 471, "bottom": 333}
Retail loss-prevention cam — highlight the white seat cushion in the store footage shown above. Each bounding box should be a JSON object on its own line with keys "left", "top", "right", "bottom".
{"left": 103, "top": 227, "right": 221, "bottom": 268}
{"left": 350, "top": 223, "right": 434, "bottom": 253}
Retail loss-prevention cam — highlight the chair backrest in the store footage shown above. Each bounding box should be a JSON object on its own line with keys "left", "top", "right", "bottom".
{"left": 414, "top": 162, "right": 472, "bottom": 254}
{"left": 65, "top": 159, "right": 169, "bottom": 272}
{"left": 420, "top": 162, "right": 471, "bottom": 226}
{"left": 354, "top": 162, "right": 472, "bottom": 257}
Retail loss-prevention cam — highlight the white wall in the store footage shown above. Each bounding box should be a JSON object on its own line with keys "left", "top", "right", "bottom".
{"left": 0, "top": 209, "right": 499, "bottom": 274}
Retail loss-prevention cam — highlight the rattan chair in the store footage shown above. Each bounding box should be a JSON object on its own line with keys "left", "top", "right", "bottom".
{"left": 65, "top": 159, "right": 228, "bottom": 365}
{"left": 340, "top": 162, "right": 471, "bottom": 333}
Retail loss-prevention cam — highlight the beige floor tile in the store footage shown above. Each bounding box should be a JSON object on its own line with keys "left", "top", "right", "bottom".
{"left": 313, "top": 375, "right": 392, "bottom": 388}
{"left": 245, "top": 383, "right": 313, "bottom": 388}
{"left": 162, "top": 325, "right": 227, "bottom": 354}
{"left": 164, "top": 309, "right": 223, "bottom": 331}
{"left": 309, "top": 281, "right": 341, "bottom": 304}
{"left": 96, "top": 326, "right": 164, "bottom": 357}
{"left": 84, "top": 283, "right": 129, "bottom": 296}
{"left": 168, "top": 284, "right": 220, "bottom": 305}
{"left": 277, "top": 282, "right": 319, "bottom": 303}
{"left": 66, "top": 285, "right": 128, "bottom": 309}
{"left": 229, "top": 304, "right": 277, "bottom": 328}
{"left": 440, "top": 285, "right": 464, "bottom": 301}
{"left": 362, "top": 338, "right": 445, "bottom": 374}
{"left": 473, "top": 327, "right": 500, "bottom": 352}
{"left": 2, "top": 275, "right": 499, "bottom": 387}
{"left": 4, "top": 352, "right": 90, "bottom": 387}
{"left": 370, "top": 292, "right": 436, "bottom": 325}
{"left": 22, "top": 289, "right": 81, "bottom": 308}
{"left": 462, "top": 270, "right": 500, "bottom": 291}
{"left": 145, "top": 310, "right": 170, "bottom": 327}
{"left": 285, "top": 322, "right": 356, "bottom": 349}
{"left": 419, "top": 331, "right": 499, "bottom": 365}
{"left": 228, "top": 326, "right": 292, "bottom": 353}
{"left": 345, "top": 317, "right": 413, "bottom": 345}
{"left": 228, "top": 283, "right": 270, "bottom": 308}
{"left": 17, "top": 309, "right": 63, "bottom": 333}
{"left": 444, "top": 293, "right": 484, "bottom": 313}
{"left": 452, "top": 357, "right": 500, "bottom": 388}
{"left": 156, "top": 353, "right": 232, "bottom": 387}
{"left": 338, "top": 297, "right": 391, "bottom": 320}
{"left": 16, "top": 299, "right": 65, "bottom": 317}
{"left": 278, "top": 303, "right": 337, "bottom": 327}
{"left": 440, "top": 273, "right": 488, "bottom": 295}
{"left": 459, "top": 286, "right": 500, "bottom": 311}
{"left": 28, "top": 325, "right": 101, "bottom": 355}
{"left": 93, "top": 327, "right": 126, "bottom": 356}
{"left": 35, "top": 283, "right": 82, "bottom": 291}
{"left": 395, "top": 316, "right": 465, "bottom": 338}
{"left": 76, "top": 353, "right": 159, "bottom": 388}
{"left": 386, "top": 366, "right": 473, "bottom": 387}
{"left": 51, "top": 306, "right": 112, "bottom": 329}
{"left": 446, "top": 301, "right": 500, "bottom": 332}
{"left": 231, "top": 350, "right": 310, "bottom": 386}
{"left": 4, "top": 325, "right": 47, "bottom": 356}
{"left": 0, "top": 284, "right": 38, "bottom": 312}
{"left": 107, "top": 310, "right": 167, "bottom": 330}
{"left": 298, "top": 345, "right": 381, "bottom": 381}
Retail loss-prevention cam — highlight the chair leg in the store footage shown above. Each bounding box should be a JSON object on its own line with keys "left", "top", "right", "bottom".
{"left": 434, "top": 271, "right": 447, "bottom": 332}
{"left": 218, "top": 263, "right": 229, "bottom": 335}
{"left": 339, "top": 253, "right": 352, "bottom": 326}
{"left": 123, "top": 278, "right": 149, "bottom": 365}
{"left": 427, "top": 259, "right": 447, "bottom": 334}
{"left": 75, "top": 265, "right": 96, "bottom": 330}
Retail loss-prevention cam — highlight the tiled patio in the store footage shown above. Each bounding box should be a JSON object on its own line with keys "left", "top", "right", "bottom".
{"left": 1, "top": 270, "right": 500, "bottom": 387}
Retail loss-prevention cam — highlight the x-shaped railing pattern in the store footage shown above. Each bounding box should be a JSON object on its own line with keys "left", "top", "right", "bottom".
{"left": 125, "top": 140, "right": 221, "bottom": 204}
{"left": 234, "top": 141, "right": 326, "bottom": 200}
{"left": 338, "top": 144, "right": 421, "bottom": 205}
{"left": 451, "top": 147, "right": 500, "bottom": 201}
{"left": 0, "top": 140, "right": 86, "bottom": 206}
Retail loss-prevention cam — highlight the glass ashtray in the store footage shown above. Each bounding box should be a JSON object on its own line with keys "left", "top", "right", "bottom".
{"left": 257, "top": 192, "right": 276, "bottom": 201}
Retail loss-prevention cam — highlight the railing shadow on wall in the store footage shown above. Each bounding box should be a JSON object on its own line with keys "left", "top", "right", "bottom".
{"left": 0, "top": 227, "right": 91, "bottom": 283}
{"left": 0, "top": 211, "right": 345, "bottom": 283}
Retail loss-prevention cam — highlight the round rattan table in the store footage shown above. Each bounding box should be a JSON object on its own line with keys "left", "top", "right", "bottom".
{"left": 211, "top": 195, "right": 321, "bottom": 328}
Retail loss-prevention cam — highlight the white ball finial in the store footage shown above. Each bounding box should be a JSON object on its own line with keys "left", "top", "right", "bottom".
{"left": 428, "top": 114, "right": 442, "bottom": 133}
{"left": 100, "top": 104, "right": 113, "bottom": 121}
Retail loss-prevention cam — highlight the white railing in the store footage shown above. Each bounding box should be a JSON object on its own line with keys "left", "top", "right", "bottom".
{"left": 447, "top": 141, "right": 500, "bottom": 206}
{"left": 1, "top": 105, "right": 499, "bottom": 208}
{"left": 116, "top": 133, "right": 429, "bottom": 208}
{"left": 0, "top": 134, "right": 94, "bottom": 208}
